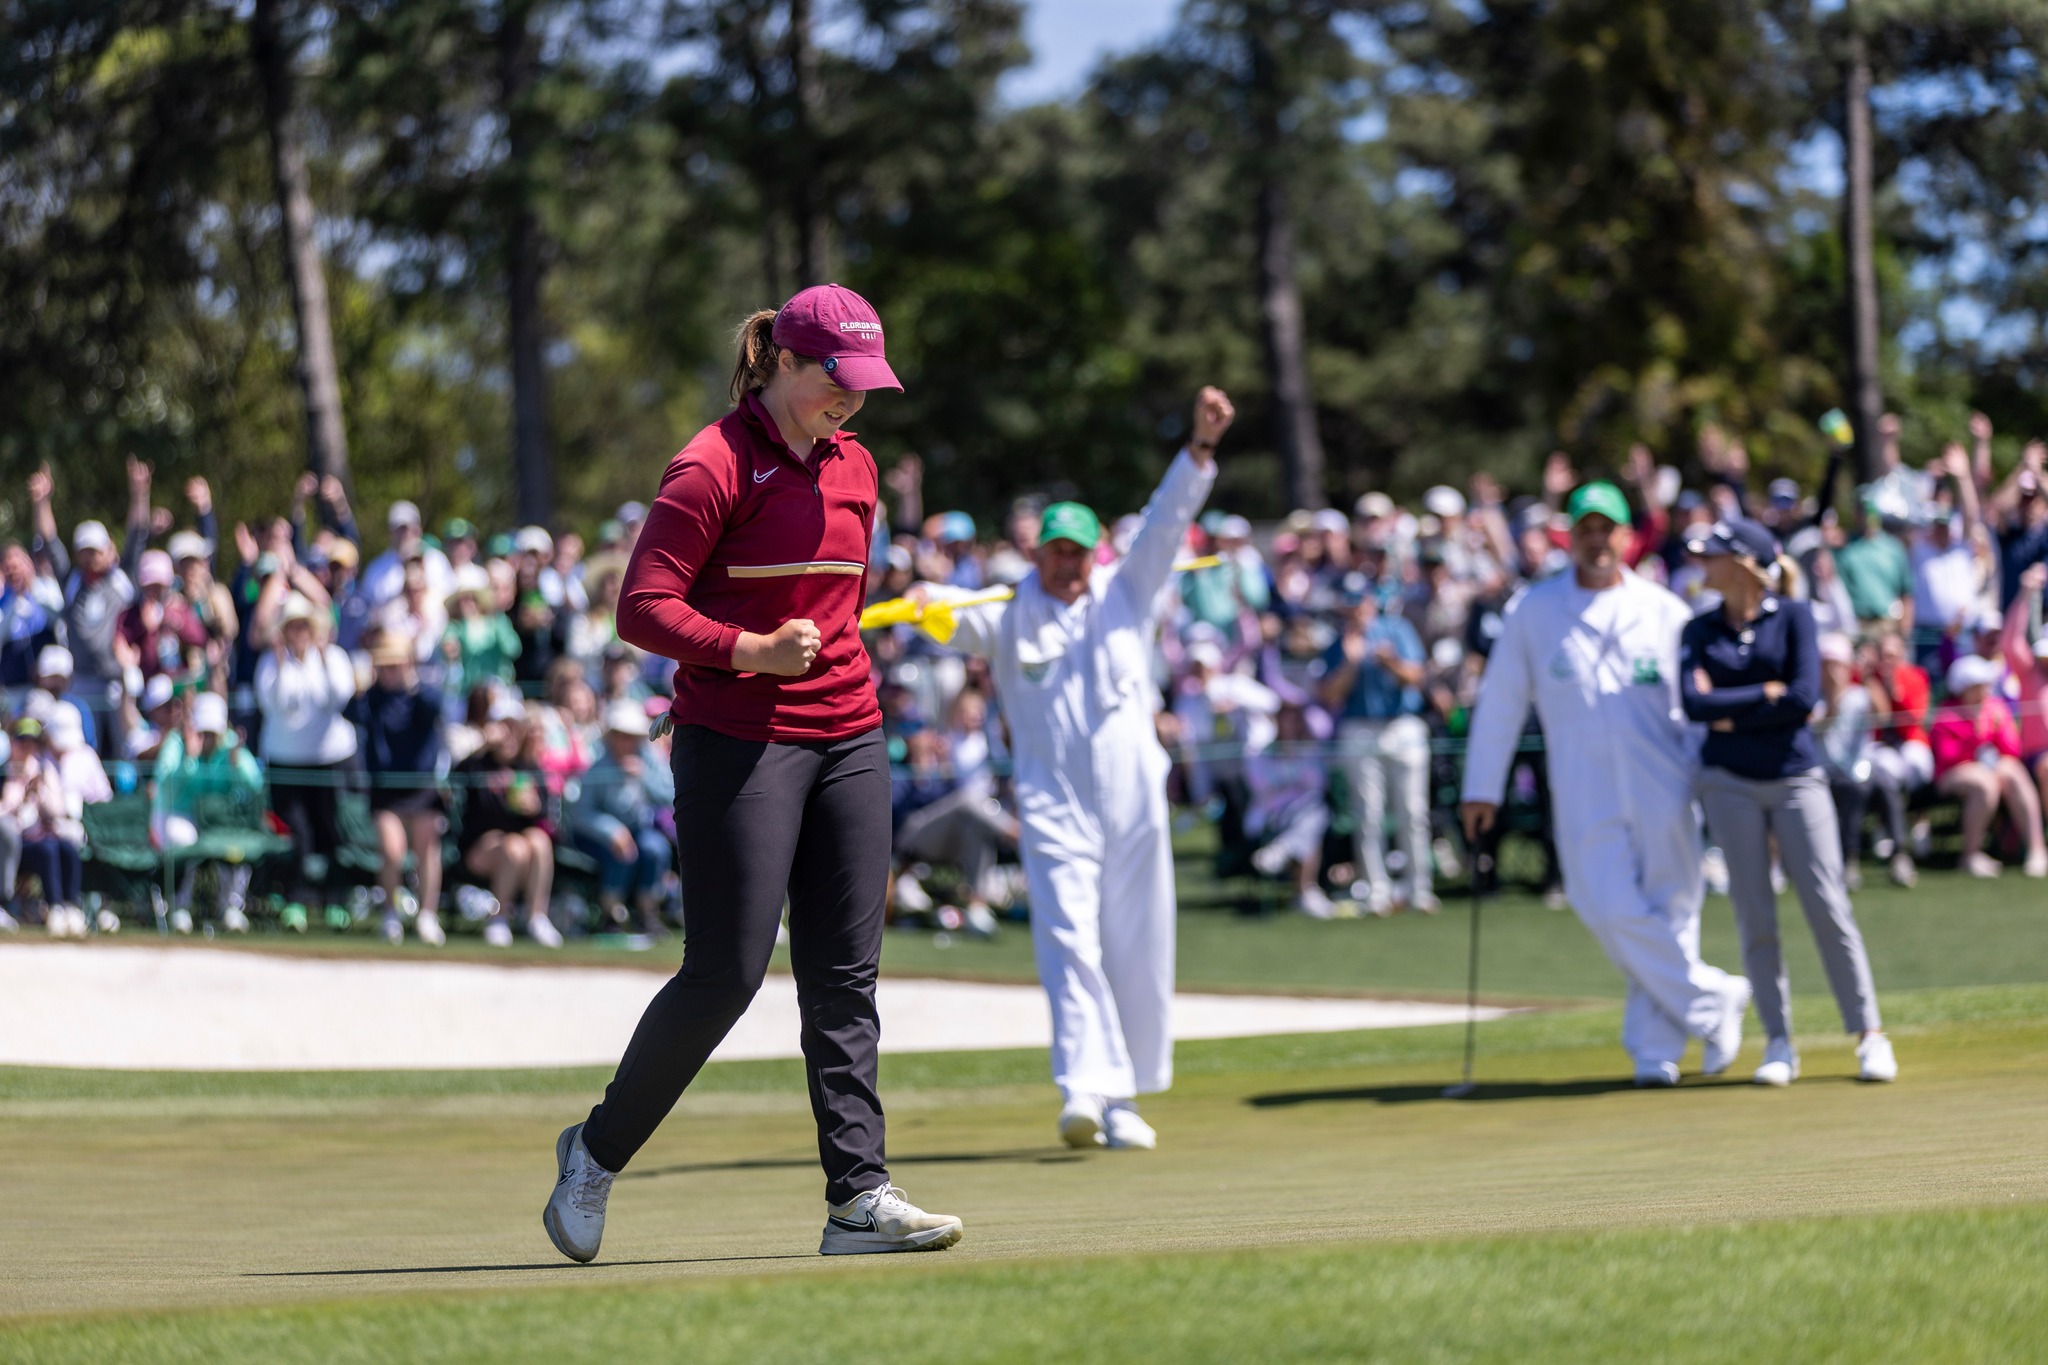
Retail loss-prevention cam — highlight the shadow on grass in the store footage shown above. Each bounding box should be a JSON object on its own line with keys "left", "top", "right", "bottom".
{"left": 1247, "top": 1077, "right": 1754, "bottom": 1107}
{"left": 622, "top": 1147, "right": 1084, "bottom": 1181}
{"left": 247, "top": 1254, "right": 814, "bottom": 1278}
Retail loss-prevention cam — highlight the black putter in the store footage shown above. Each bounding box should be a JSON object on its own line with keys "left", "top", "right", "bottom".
{"left": 1443, "top": 851, "right": 1491, "bottom": 1099}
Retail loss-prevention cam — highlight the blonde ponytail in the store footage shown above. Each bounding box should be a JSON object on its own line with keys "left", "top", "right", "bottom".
{"left": 1740, "top": 550, "right": 1804, "bottom": 600}
{"left": 1775, "top": 553, "right": 1805, "bottom": 601}
{"left": 728, "top": 309, "right": 781, "bottom": 403}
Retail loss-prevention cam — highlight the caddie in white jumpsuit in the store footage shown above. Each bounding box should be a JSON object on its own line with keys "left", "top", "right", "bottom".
{"left": 922, "top": 387, "right": 1234, "bottom": 1148}
{"left": 1460, "top": 482, "right": 1751, "bottom": 1086}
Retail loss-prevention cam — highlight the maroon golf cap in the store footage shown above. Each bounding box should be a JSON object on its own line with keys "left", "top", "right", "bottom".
{"left": 771, "top": 284, "right": 903, "bottom": 392}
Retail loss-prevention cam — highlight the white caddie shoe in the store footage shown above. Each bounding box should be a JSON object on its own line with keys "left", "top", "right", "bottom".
{"left": 1633, "top": 1061, "right": 1680, "bottom": 1088}
{"left": 819, "top": 1182, "right": 963, "bottom": 1255}
{"left": 1857, "top": 1034, "right": 1898, "bottom": 1083}
{"left": 414, "top": 910, "right": 447, "bottom": 947}
{"left": 1753, "top": 1037, "right": 1800, "bottom": 1087}
{"left": 1701, "top": 977, "right": 1752, "bottom": 1076}
{"left": 541, "top": 1122, "right": 614, "bottom": 1264}
{"left": 1103, "top": 1100, "right": 1157, "bottom": 1150}
{"left": 1058, "top": 1094, "right": 1105, "bottom": 1148}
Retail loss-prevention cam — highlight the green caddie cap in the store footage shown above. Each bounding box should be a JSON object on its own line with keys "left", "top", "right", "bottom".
{"left": 1039, "top": 501, "right": 1102, "bottom": 550}
{"left": 1566, "top": 481, "right": 1632, "bottom": 528}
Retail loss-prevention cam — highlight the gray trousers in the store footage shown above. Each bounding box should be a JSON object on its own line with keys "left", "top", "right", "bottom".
{"left": 0, "top": 812, "right": 18, "bottom": 899}
{"left": 1696, "top": 766, "right": 1881, "bottom": 1039}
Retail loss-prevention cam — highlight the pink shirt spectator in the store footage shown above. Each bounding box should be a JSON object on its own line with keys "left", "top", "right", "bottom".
{"left": 1930, "top": 694, "right": 2019, "bottom": 779}
{"left": 2001, "top": 594, "right": 2048, "bottom": 759}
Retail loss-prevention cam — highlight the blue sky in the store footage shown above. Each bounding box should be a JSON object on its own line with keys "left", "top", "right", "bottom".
{"left": 1001, "top": 0, "right": 1182, "bottom": 104}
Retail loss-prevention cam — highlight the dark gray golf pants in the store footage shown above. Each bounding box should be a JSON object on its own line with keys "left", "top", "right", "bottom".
{"left": 582, "top": 724, "right": 891, "bottom": 1205}
{"left": 1697, "top": 766, "right": 1881, "bottom": 1039}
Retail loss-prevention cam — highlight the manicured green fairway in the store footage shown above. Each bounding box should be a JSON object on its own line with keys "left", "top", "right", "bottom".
{"left": 5, "top": 984, "right": 2048, "bottom": 1361}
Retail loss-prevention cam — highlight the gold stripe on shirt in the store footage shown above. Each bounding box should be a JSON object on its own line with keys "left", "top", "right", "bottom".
{"left": 726, "top": 561, "right": 866, "bottom": 579}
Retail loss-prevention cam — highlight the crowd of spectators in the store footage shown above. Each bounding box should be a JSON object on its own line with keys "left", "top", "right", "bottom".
{"left": 4, "top": 406, "right": 2045, "bottom": 940}
{"left": 0, "top": 461, "right": 677, "bottom": 943}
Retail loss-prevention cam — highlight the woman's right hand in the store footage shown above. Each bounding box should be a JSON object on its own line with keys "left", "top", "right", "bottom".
{"left": 733, "top": 618, "right": 821, "bottom": 676}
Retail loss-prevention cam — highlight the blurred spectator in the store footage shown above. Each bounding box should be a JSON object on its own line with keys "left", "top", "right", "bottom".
{"left": 2003, "top": 564, "right": 2048, "bottom": 822}
{"left": 1836, "top": 500, "right": 1915, "bottom": 633}
{"left": 1814, "top": 632, "right": 1912, "bottom": 889}
{"left": 1313, "top": 576, "right": 1433, "bottom": 914}
{"left": 362, "top": 500, "right": 452, "bottom": 608}
{"left": 890, "top": 717, "right": 1014, "bottom": 938}
{"left": 1244, "top": 701, "right": 1335, "bottom": 918}
{"left": 535, "top": 657, "right": 598, "bottom": 794}
{"left": 168, "top": 529, "right": 238, "bottom": 686}
{"left": 441, "top": 565, "right": 521, "bottom": 700}
{"left": 29, "top": 646, "right": 94, "bottom": 752}
{"left": 1933, "top": 653, "right": 2045, "bottom": 879}
{"left": 0, "top": 542, "right": 57, "bottom": 708}
{"left": 41, "top": 458, "right": 150, "bottom": 755}
{"left": 121, "top": 673, "right": 181, "bottom": 763}
{"left": 452, "top": 694, "right": 560, "bottom": 948}
{"left": 1866, "top": 629, "right": 1934, "bottom": 803}
{"left": 21, "top": 708, "right": 110, "bottom": 935}
{"left": 375, "top": 555, "right": 449, "bottom": 673}
{"left": 349, "top": 632, "right": 449, "bottom": 947}
{"left": 115, "top": 549, "right": 208, "bottom": 686}
{"left": 569, "top": 699, "right": 675, "bottom": 934}
{"left": 255, "top": 593, "right": 358, "bottom": 914}
{"left": 150, "top": 691, "right": 264, "bottom": 934}
{"left": 1171, "top": 631, "right": 1278, "bottom": 806}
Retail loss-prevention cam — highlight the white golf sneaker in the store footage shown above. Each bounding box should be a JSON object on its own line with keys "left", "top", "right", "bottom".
{"left": 1857, "top": 1033, "right": 1898, "bottom": 1083}
{"left": 94, "top": 908, "right": 121, "bottom": 935}
{"left": 169, "top": 907, "right": 194, "bottom": 935}
{"left": 1701, "top": 977, "right": 1752, "bottom": 1076}
{"left": 0, "top": 907, "right": 17, "bottom": 932}
{"left": 483, "top": 917, "right": 514, "bottom": 948}
{"left": 414, "top": 910, "right": 447, "bottom": 947}
{"left": 541, "top": 1122, "right": 614, "bottom": 1264}
{"left": 819, "top": 1183, "right": 963, "bottom": 1255}
{"left": 1103, "top": 1100, "right": 1157, "bottom": 1150}
{"left": 1294, "top": 886, "right": 1336, "bottom": 920}
{"left": 1753, "top": 1037, "right": 1800, "bottom": 1087}
{"left": 527, "top": 914, "right": 564, "bottom": 948}
{"left": 221, "top": 906, "right": 250, "bottom": 933}
{"left": 1964, "top": 853, "right": 2003, "bottom": 879}
{"left": 1633, "top": 1061, "right": 1679, "bottom": 1087}
{"left": 1058, "top": 1094, "right": 1106, "bottom": 1148}
{"left": 378, "top": 912, "right": 405, "bottom": 946}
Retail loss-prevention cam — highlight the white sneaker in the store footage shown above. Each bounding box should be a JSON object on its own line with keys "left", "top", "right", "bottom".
{"left": 1702, "top": 847, "right": 1730, "bottom": 897}
{"left": 1769, "top": 861, "right": 1786, "bottom": 894}
{"left": 483, "top": 917, "right": 514, "bottom": 948}
{"left": 1294, "top": 886, "right": 1336, "bottom": 920}
{"left": 1349, "top": 881, "right": 1394, "bottom": 917}
{"left": 2027, "top": 851, "right": 2048, "bottom": 879}
{"left": 169, "top": 907, "right": 194, "bottom": 935}
{"left": 1250, "top": 842, "right": 1290, "bottom": 878}
{"left": 1408, "top": 889, "right": 1440, "bottom": 915}
{"left": 94, "top": 908, "right": 121, "bottom": 935}
{"left": 1753, "top": 1037, "right": 1800, "bottom": 1087}
{"left": 1857, "top": 1034, "right": 1898, "bottom": 1083}
{"left": 819, "top": 1182, "right": 963, "bottom": 1255}
{"left": 379, "top": 912, "right": 405, "bottom": 946}
{"left": 1889, "top": 853, "right": 1917, "bottom": 888}
{"left": 0, "top": 908, "right": 17, "bottom": 932}
{"left": 1103, "top": 1099, "right": 1157, "bottom": 1150}
{"left": 1432, "top": 836, "right": 1463, "bottom": 881}
{"left": 1701, "top": 977, "right": 1752, "bottom": 1076}
{"left": 1634, "top": 1061, "right": 1680, "bottom": 1087}
{"left": 1542, "top": 887, "right": 1569, "bottom": 911}
{"left": 1058, "top": 1094, "right": 1106, "bottom": 1148}
{"left": 962, "top": 904, "right": 1000, "bottom": 939}
{"left": 221, "top": 906, "right": 250, "bottom": 933}
{"left": 414, "top": 910, "right": 447, "bottom": 947}
{"left": 893, "top": 872, "right": 933, "bottom": 914}
{"left": 527, "top": 914, "right": 564, "bottom": 949}
{"left": 541, "top": 1123, "right": 614, "bottom": 1263}
{"left": 1964, "top": 853, "right": 2003, "bottom": 879}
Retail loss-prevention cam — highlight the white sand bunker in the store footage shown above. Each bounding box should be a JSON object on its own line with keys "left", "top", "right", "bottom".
{"left": 0, "top": 944, "right": 1505, "bottom": 1070}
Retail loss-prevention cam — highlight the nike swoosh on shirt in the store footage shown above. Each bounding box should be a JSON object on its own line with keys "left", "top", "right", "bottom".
{"left": 752, "top": 468, "right": 776, "bottom": 484}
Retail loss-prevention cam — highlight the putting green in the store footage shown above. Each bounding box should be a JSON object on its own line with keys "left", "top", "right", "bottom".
{"left": 4, "top": 985, "right": 2046, "bottom": 1360}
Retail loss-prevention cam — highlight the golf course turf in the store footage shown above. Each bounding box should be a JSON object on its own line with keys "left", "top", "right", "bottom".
{"left": 3, "top": 870, "right": 2046, "bottom": 1362}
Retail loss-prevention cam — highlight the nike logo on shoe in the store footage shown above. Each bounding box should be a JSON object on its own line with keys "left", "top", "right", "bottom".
{"left": 753, "top": 468, "right": 776, "bottom": 484}
{"left": 827, "top": 1212, "right": 874, "bottom": 1232}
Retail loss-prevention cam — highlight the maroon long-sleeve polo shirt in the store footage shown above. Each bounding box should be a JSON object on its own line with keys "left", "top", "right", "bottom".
{"left": 617, "top": 392, "right": 883, "bottom": 743}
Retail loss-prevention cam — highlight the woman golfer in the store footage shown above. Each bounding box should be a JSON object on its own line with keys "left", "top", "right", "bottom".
{"left": 1681, "top": 516, "right": 1896, "bottom": 1085}
{"left": 543, "top": 285, "right": 963, "bottom": 1261}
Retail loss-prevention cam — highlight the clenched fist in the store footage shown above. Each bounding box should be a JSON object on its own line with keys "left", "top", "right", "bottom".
{"left": 734, "top": 618, "right": 822, "bottom": 676}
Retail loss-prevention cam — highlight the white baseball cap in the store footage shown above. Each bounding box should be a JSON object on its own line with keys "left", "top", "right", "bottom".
{"left": 46, "top": 708, "right": 82, "bottom": 750}
{"left": 487, "top": 692, "right": 528, "bottom": 724}
{"left": 603, "top": 698, "right": 648, "bottom": 736}
{"left": 1423, "top": 485, "right": 1467, "bottom": 519}
{"left": 514, "top": 526, "right": 554, "bottom": 557}
{"left": 280, "top": 593, "right": 318, "bottom": 625}
{"left": 141, "top": 673, "right": 175, "bottom": 711}
{"left": 167, "top": 531, "right": 211, "bottom": 564}
{"left": 35, "top": 645, "right": 72, "bottom": 678}
{"left": 1946, "top": 653, "right": 2002, "bottom": 695}
{"left": 138, "top": 549, "right": 175, "bottom": 588}
{"left": 387, "top": 500, "right": 422, "bottom": 529}
{"left": 191, "top": 692, "right": 229, "bottom": 735}
{"left": 72, "top": 520, "right": 112, "bottom": 553}
{"left": 1817, "top": 632, "right": 1856, "bottom": 666}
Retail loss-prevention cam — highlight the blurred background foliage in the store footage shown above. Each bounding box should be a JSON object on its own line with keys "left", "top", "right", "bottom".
{"left": 2, "top": 0, "right": 2044, "bottom": 534}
